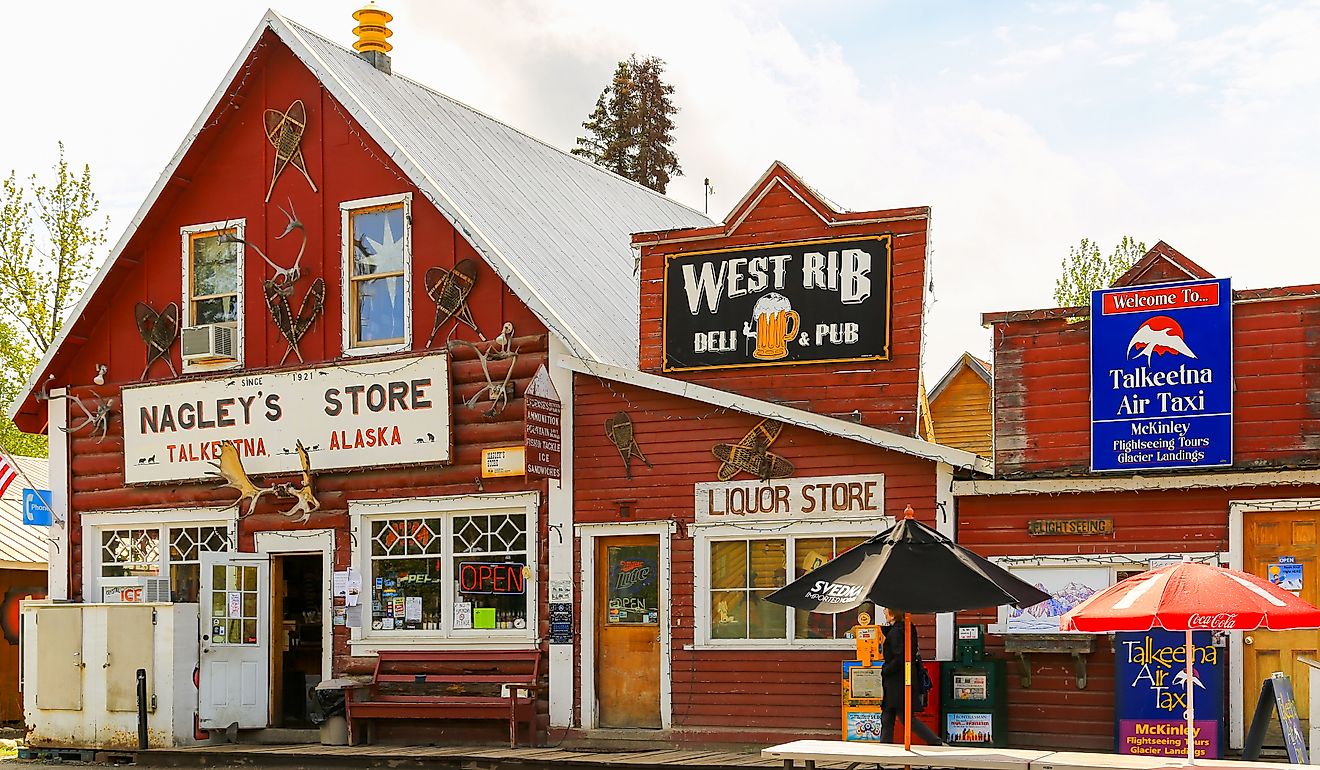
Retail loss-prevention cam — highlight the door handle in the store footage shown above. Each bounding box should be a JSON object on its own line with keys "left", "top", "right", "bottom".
{"left": 1245, "top": 636, "right": 1254, "bottom": 645}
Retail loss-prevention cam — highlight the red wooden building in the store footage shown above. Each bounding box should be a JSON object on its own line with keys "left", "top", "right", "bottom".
{"left": 958, "top": 243, "right": 1320, "bottom": 752}
{"left": 562, "top": 163, "right": 984, "bottom": 742}
{"left": 9, "top": 8, "right": 708, "bottom": 745}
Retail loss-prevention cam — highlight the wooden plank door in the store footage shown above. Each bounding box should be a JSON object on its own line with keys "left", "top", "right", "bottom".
{"left": 1243, "top": 510, "right": 1320, "bottom": 745}
{"left": 595, "top": 535, "right": 662, "bottom": 728}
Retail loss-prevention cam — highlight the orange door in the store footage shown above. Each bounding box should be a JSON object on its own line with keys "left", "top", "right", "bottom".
{"left": 595, "top": 535, "right": 662, "bottom": 728}
{"left": 1243, "top": 510, "right": 1320, "bottom": 745}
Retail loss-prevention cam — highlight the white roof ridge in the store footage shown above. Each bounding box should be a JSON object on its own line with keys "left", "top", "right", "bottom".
{"left": 558, "top": 355, "right": 991, "bottom": 474}
{"left": 281, "top": 16, "right": 710, "bottom": 222}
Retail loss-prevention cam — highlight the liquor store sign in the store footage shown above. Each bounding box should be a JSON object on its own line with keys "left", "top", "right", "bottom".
{"left": 695, "top": 473, "right": 885, "bottom": 523}
{"left": 122, "top": 354, "right": 451, "bottom": 483}
{"left": 663, "top": 236, "right": 892, "bottom": 371}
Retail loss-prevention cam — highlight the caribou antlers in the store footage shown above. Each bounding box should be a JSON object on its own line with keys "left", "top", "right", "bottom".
{"left": 209, "top": 439, "right": 321, "bottom": 522}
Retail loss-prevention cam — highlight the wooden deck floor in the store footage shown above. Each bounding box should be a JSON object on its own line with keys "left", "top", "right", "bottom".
{"left": 141, "top": 742, "right": 852, "bottom": 769}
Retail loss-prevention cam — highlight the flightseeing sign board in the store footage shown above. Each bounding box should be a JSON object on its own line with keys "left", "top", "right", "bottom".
{"left": 1090, "top": 277, "right": 1232, "bottom": 472}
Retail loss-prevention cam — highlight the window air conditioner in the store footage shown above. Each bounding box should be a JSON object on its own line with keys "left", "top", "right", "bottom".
{"left": 144, "top": 577, "right": 171, "bottom": 603}
{"left": 181, "top": 323, "right": 237, "bottom": 362}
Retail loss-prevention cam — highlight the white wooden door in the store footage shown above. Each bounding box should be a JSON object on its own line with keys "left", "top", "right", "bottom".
{"left": 199, "top": 552, "right": 270, "bottom": 729}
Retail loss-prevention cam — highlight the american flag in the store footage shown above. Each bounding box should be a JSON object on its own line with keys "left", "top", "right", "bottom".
{"left": 0, "top": 454, "right": 17, "bottom": 497}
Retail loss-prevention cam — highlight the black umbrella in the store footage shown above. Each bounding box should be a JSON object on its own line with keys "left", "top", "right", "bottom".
{"left": 766, "top": 507, "right": 1050, "bottom": 749}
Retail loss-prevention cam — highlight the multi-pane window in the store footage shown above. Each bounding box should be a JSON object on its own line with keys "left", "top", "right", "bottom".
{"left": 366, "top": 510, "right": 530, "bottom": 636}
{"left": 169, "top": 526, "right": 232, "bottom": 602}
{"left": 101, "top": 529, "right": 161, "bottom": 578}
{"left": 345, "top": 199, "right": 409, "bottom": 349}
{"left": 187, "top": 229, "right": 240, "bottom": 326}
{"left": 704, "top": 533, "right": 868, "bottom": 644}
{"left": 98, "top": 524, "right": 231, "bottom": 602}
{"left": 208, "top": 562, "right": 260, "bottom": 646}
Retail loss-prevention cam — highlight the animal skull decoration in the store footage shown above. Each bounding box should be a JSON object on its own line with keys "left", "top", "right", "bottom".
{"left": 712, "top": 418, "right": 795, "bottom": 481}
{"left": 134, "top": 301, "right": 180, "bottom": 379}
{"left": 209, "top": 439, "right": 321, "bottom": 522}
{"left": 448, "top": 322, "right": 518, "bottom": 417}
{"left": 223, "top": 202, "right": 326, "bottom": 364}
{"left": 60, "top": 392, "right": 116, "bottom": 443}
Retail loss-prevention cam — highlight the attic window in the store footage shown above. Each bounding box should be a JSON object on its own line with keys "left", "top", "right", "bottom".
{"left": 341, "top": 193, "right": 412, "bottom": 356}
{"left": 180, "top": 220, "right": 245, "bottom": 371}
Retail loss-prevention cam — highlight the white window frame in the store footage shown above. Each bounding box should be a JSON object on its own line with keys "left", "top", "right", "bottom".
{"left": 692, "top": 521, "right": 878, "bottom": 650}
{"left": 180, "top": 219, "right": 246, "bottom": 373}
{"left": 341, "top": 192, "right": 412, "bottom": 357}
{"left": 349, "top": 491, "right": 539, "bottom": 656}
{"left": 82, "top": 507, "right": 238, "bottom": 603}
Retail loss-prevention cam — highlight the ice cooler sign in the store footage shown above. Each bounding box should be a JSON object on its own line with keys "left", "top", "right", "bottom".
{"left": 1091, "top": 278, "right": 1232, "bottom": 472}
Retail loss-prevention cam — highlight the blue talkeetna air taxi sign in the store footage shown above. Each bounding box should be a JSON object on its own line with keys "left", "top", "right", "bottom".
{"left": 1091, "top": 277, "right": 1233, "bottom": 472}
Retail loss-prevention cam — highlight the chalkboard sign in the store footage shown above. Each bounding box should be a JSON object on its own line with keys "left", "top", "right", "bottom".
{"left": 1243, "top": 672, "right": 1309, "bottom": 764}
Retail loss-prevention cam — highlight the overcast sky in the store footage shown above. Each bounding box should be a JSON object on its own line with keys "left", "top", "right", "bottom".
{"left": 6, "top": 1, "right": 1319, "bottom": 377}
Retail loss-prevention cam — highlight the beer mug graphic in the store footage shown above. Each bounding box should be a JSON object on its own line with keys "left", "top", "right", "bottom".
{"left": 744, "top": 292, "right": 800, "bottom": 361}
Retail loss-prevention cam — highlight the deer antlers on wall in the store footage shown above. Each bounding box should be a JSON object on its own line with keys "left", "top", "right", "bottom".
{"left": 209, "top": 439, "right": 321, "bottom": 522}
{"left": 449, "top": 322, "right": 518, "bottom": 417}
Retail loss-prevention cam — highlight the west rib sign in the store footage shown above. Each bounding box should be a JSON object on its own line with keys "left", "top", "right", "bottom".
{"left": 662, "top": 236, "right": 892, "bottom": 371}
{"left": 1090, "top": 278, "right": 1233, "bottom": 472}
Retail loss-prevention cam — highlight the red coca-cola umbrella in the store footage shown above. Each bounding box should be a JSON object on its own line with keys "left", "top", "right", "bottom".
{"left": 1061, "top": 558, "right": 1320, "bottom": 763}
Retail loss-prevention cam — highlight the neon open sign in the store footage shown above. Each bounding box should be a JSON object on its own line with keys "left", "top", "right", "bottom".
{"left": 458, "top": 562, "right": 526, "bottom": 595}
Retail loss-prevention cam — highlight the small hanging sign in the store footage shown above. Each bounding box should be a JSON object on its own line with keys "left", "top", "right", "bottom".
{"left": 481, "top": 446, "right": 525, "bottom": 478}
{"left": 524, "top": 366, "right": 561, "bottom": 480}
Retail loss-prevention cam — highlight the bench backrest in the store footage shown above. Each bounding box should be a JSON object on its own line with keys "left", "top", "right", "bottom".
{"left": 370, "top": 650, "right": 541, "bottom": 687}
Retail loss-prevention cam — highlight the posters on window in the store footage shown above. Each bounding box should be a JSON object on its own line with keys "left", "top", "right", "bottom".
{"left": 995, "top": 566, "right": 1110, "bottom": 633}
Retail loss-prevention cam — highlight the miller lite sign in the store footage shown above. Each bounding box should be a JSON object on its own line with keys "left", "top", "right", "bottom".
{"left": 1091, "top": 277, "right": 1233, "bottom": 472}
{"left": 662, "top": 236, "right": 893, "bottom": 371}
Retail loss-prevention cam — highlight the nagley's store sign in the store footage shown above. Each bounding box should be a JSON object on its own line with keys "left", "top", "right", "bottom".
{"left": 122, "top": 354, "right": 451, "bottom": 484}
{"left": 663, "top": 236, "right": 893, "bottom": 371}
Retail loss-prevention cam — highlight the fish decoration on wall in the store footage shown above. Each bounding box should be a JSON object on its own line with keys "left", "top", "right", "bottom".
{"left": 712, "top": 418, "right": 794, "bottom": 481}
{"left": 604, "top": 412, "right": 651, "bottom": 479}
{"left": 424, "top": 258, "right": 481, "bottom": 345}
{"left": 223, "top": 201, "right": 325, "bottom": 364}
{"left": 264, "top": 99, "right": 318, "bottom": 202}
{"left": 209, "top": 439, "right": 321, "bottom": 522}
{"left": 134, "top": 301, "right": 180, "bottom": 379}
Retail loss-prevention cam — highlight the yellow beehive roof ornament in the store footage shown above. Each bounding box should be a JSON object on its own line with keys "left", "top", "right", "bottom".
{"left": 352, "top": 2, "right": 394, "bottom": 53}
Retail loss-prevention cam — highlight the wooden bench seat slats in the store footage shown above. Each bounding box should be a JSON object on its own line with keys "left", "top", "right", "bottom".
{"left": 374, "top": 673, "right": 537, "bottom": 684}
{"left": 347, "top": 649, "right": 542, "bottom": 748}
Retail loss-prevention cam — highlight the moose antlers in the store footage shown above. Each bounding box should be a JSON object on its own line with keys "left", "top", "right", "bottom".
{"left": 208, "top": 440, "right": 322, "bottom": 522}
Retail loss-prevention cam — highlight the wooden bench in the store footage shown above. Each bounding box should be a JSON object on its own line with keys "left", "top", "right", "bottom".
{"left": 346, "top": 650, "right": 541, "bottom": 747}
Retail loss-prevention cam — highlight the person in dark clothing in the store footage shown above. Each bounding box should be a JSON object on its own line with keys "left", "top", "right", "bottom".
{"left": 879, "top": 607, "right": 945, "bottom": 745}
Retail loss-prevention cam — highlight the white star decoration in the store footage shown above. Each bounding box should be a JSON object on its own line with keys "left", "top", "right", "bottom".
{"left": 360, "top": 214, "right": 405, "bottom": 275}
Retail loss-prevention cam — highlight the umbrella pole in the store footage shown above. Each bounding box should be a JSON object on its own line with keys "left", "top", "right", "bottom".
{"left": 904, "top": 619, "right": 912, "bottom": 751}
{"left": 1185, "top": 629, "right": 1195, "bottom": 765}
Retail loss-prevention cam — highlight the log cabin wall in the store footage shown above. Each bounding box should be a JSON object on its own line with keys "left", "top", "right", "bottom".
{"left": 573, "top": 372, "right": 941, "bottom": 740}
{"left": 990, "top": 290, "right": 1320, "bottom": 478}
{"left": 634, "top": 167, "right": 930, "bottom": 437}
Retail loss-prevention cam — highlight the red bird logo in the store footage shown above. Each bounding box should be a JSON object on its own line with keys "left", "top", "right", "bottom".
{"left": 1127, "top": 316, "right": 1197, "bottom": 364}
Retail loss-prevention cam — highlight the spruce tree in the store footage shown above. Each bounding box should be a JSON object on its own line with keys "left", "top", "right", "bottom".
{"left": 573, "top": 55, "right": 681, "bottom": 193}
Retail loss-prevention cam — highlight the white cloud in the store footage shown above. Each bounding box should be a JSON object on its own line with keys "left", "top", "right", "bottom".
{"left": 1114, "top": 1, "right": 1179, "bottom": 45}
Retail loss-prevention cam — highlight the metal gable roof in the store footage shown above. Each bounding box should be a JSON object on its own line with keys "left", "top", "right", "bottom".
{"left": 278, "top": 16, "right": 712, "bottom": 367}
{"left": 9, "top": 13, "right": 710, "bottom": 421}
{"left": 0, "top": 455, "right": 49, "bottom": 567}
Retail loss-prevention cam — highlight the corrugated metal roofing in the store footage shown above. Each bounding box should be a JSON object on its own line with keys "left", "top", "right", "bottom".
{"left": 279, "top": 17, "right": 712, "bottom": 367}
{"left": 0, "top": 455, "right": 49, "bottom": 567}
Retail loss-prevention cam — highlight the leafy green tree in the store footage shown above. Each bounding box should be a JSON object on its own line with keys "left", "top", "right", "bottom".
{"left": 0, "top": 144, "right": 108, "bottom": 456}
{"left": 573, "top": 55, "right": 682, "bottom": 193}
{"left": 1053, "top": 235, "right": 1147, "bottom": 308}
